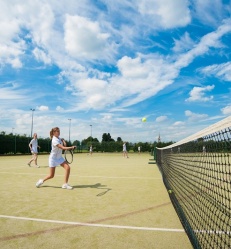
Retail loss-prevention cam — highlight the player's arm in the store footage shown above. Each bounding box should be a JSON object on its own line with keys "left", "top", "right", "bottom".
{"left": 61, "top": 138, "right": 67, "bottom": 146}
{"left": 57, "top": 144, "right": 76, "bottom": 150}
{"left": 29, "top": 141, "right": 32, "bottom": 151}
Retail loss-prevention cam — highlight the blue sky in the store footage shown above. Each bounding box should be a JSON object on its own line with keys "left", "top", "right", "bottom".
{"left": 0, "top": 0, "right": 231, "bottom": 143}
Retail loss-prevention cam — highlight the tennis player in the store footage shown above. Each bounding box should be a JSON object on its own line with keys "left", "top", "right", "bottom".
{"left": 123, "top": 142, "right": 129, "bottom": 158}
{"left": 89, "top": 145, "right": 93, "bottom": 155}
{"left": 28, "top": 133, "right": 40, "bottom": 167}
{"left": 138, "top": 146, "right": 141, "bottom": 154}
{"left": 36, "top": 127, "right": 75, "bottom": 190}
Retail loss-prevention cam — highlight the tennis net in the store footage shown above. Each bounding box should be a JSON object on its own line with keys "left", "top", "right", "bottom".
{"left": 156, "top": 116, "right": 231, "bottom": 249}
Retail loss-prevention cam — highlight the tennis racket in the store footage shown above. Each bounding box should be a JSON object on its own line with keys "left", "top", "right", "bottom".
{"left": 64, "top": 149, "right": 74, "bottom": 164}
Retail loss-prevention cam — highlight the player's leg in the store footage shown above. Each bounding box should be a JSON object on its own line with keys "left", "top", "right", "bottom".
{"left": 60, "top": 162, "right": 72, "bottom": 189}
{"left": 44, "top": 167, "right": 56, "bottom": 181}
{"left": 34, "top": 153, "right": 39, "bottom": 167}
{"left": 61, "top": 162, "right": 71, "bottom": 183}
{"left": 36, "top": 167, "right": 56, "bottom": 187}
{"left": 28, "top": 153, "right": 35, "bottom": 166}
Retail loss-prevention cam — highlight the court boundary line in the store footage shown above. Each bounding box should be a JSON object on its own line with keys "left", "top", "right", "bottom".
{"left": 0, "top": 214, "right": 229, "bottom": 242}
{"left": 0, "top": 214, "right": 184, "bottom": 233}
{"left": 0, "top": 202, "right": 184, "bottom": 241}
{"left": 0, "top": 171, "right": 162, "bottom": 179}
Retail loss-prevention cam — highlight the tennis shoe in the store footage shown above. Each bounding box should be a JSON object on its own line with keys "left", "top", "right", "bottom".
{"left": 62, "top": 183, "right": 73, "bottom": 190}
{"left": 36, "top": 165, "right": 40, "bottom": 168}
{"left": 28, "top": 163, "right": 31, "bottom": 167}
{"left": 36, "top": 179, "right": 43, "bottom": 188}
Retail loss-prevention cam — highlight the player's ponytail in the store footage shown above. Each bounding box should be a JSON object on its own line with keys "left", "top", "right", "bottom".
{"left": 50, "top": 127, "right": 59, "bottom": 139}
{"left": 50, "top": 129, "right": 53, "bottom": 139}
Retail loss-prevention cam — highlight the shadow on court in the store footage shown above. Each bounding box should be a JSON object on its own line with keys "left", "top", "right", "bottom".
{"left": 73, "top": 183, "right": 112, "bottom": 196}
{"left": 40, "top": 183, "right": 112, "bottom": 196}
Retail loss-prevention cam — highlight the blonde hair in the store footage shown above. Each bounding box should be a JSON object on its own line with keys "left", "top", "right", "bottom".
{"left": 50, "top": 127, "right": 60, "bottom": 139}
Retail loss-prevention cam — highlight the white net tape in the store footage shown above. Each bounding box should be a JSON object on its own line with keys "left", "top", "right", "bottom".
{"left": 158, "top": 115, "right": 231, "bottom": 149}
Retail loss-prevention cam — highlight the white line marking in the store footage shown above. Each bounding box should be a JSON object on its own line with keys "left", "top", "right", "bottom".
{"left": 78, "top": 175, "right": 162, "bottom": 180}
{"left": 1, "top": 215, "right": 229, "bottom": 235}
{"left": 0, "top": 215, "right": 184, "bottom": 233}
{"left": 0, "top": 172, "right": 161, "bottom": 179}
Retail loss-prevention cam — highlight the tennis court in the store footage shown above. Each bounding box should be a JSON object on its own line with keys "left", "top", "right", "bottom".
{"left": 0, "top": 153, "right": 192, "bottom": 249}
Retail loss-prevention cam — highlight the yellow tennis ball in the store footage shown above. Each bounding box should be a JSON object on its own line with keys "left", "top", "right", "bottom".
{"left": 142, "top": 117, "right": 147, "bottom": 122}
{"left": 168, "top": 190, "right": 172, "bottom": 194}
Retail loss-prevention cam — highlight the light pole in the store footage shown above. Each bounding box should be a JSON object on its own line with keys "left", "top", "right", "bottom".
{"left": 68, "top": 119, "right": 71, "bottom": 142}
{"left": 12, "top": 128, "right": 15, "bottom": 154}
{"left": 14, "top": 133, "right": 16, "bottom": 154}
{"left": 30, "top": 108, "right": 35, "bottom": 137}
{"left": 90, "top": 125, "right": 92, "bottom": 141}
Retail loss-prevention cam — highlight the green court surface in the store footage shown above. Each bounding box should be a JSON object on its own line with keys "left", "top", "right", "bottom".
{"left": 0, "top": 153, "right": 192, "bottom": 249}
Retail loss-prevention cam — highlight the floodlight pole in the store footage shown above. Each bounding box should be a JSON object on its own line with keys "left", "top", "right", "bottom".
{"left": 12, "top": 128, "right": 15, "bottom": 154}
{"left": 90, "top": 125, "right": 92, "bottom": 141}
{"left": 14, "top": 133, "right": 16, "bottom": 154}
{"left": 68, "top": 119, "right": 71, "bottom": 142}
{"left": 30, "top": 108, "right": 35, "bottom": 138}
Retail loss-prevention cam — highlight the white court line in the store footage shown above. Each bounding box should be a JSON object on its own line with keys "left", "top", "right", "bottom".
{"left": 0, "top": 215, "right": 184, "bottom": 233}
{"left": 1, "top": 215, "right": 229, "bottom": 235}
{"left": 79, "top": 175, "right": 162, "bottom": 180}
{"left": 0, "top": 171, "right": 161, "bottom": 179}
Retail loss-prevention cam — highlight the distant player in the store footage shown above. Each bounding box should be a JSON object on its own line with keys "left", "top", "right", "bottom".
{"left": 138, "top": 146, "right": 141, "bottom": 154}
{"left": 89, "top": 145, "right": 93, "bottom": 155}
{"left": 202, "top": 146, "right": 206, "bottom": 154}
{"left": 123, "top": 142, "right": 129, "bottom": 158}
{"left": 28, "top": 133, "right": 40, "bottom": 167}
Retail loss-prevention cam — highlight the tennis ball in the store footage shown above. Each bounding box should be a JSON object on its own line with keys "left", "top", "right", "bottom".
{"left": 142, "top": 117, "right": 147, "bottom": 122}
{"left": 168, "top": 190, "right": 173, "bottom": 194}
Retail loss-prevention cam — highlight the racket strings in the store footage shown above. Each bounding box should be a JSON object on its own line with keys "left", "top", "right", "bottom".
{"left": 65, "top": 150, "right": 73, "bottom": 164}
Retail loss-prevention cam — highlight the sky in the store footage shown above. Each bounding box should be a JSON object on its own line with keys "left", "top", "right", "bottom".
{"left": 0, "top": 0, "right": 231, "bottom": 143}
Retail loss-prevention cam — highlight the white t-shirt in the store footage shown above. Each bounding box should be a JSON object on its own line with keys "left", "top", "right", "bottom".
{"left": 50, "top": 136, "right": 63, "bottom": 158}
{"left": 29, "top": 139, "right": 38, "bottom": 153}
{"left": 123, "top": 143, "right": 127, "bottom": 152}
{"left": 49, "top": 136, "right": 65, "bottom": 167}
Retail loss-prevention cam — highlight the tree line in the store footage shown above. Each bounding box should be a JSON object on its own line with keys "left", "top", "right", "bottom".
{"left": 0, "top": 131, "right": 174, "bottom": 154}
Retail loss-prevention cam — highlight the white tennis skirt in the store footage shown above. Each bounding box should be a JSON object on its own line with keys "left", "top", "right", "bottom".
{"left": 49, "top": 156, "right": 65, "bottom": 167}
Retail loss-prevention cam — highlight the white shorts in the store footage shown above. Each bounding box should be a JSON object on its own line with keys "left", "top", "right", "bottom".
{"left": 49, "top": 156, "right": 65, "bottom": 168}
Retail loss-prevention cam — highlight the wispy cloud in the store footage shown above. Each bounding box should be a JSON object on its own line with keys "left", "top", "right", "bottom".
{"left": 221, "top": 105, "right": 231, "bottom": 115}
{"left": 200, "top": 62, "right": 231, "bottom": 81}
{"left": 156, "top": 116, "right": 168, "bottom": 122}
{"left": 185, "top": 110, "right": 208, "bottom": 122}
{"left": 37, "top": 106, "right": 49, "bottom": 111}
{"left": 172, "top": 32, "right": 195, "bottom": 53}
{"left": 186, "top": 85, "right": 215, "bottom": 102}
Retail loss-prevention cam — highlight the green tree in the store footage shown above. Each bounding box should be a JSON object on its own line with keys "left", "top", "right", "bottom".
{"left": 102, "top": 133, "right": 114, "bottom": 142}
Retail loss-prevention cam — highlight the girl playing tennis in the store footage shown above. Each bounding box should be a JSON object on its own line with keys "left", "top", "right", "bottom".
{"left": 123, "top": 142, "right": 129, "bottom": 158}
{"left": 28, "top": 133, "right": 40, "bottom": 167}
{"left": 36, "top": 127, "right": 75, "bottom": 190}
